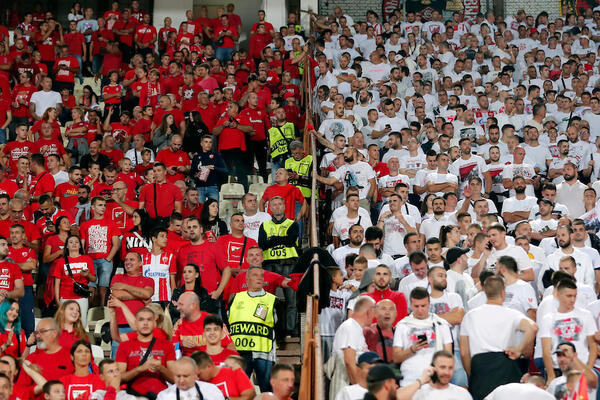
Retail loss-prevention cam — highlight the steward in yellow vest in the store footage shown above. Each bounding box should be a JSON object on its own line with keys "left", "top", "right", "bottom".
{"left": 285, "top": 140, "right": 313, "bottom": 199}
{"left": 268, "top": 110, "right": 298, "bottom": 165}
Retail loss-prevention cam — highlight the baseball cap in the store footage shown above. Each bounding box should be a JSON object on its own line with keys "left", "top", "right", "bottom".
{"left": 530, "top": 28, "right": 538, "bottom": 35}
{"left": 554, "top": 341, "right": 576, "bottom": 354}
{"left": 446, "top": 247, "right": 470, "bottom": 265}
{"left": 538, "top": 198, "right": 554, "bottom": 207}
{"left": 357, "top": 352, "right": 383, "bottom": 365}
{"left": 366, "top": 364, "right": 398, "bottom": 384}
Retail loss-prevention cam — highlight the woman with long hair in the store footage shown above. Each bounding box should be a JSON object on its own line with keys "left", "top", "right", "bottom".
{"left": 200, "top": 199, "right": 228, "bottom": 241}
{"left": 440, "top": 225, "right": 462, "bottom": 255}
{"left": 51, "top": 235, "right": 95, "bottom": 326}
{"left": 65, "top": 107, "right": 90, "bottom": 164}
{"left": 0, "top": 300, "right": 26, "bottom": 358}
{"left": 43, "top": 216, "right": 72, "bottom": 309}
{"left": 183, "top": 111, "right": 210, "bottom": 156}
{"left": 55, "top": 300, "right": 88, "bottom": 351}
{"left": 152, "top": 113, "right": 177, "bottom": 150}
{"left": 168, "top": 263, "right": 217, "bottom": 322}
{"left": 78, "top": 85, "right": 99, "bottom": 113}
{"left": 121, "top": 209, "right": 153, "bottom": 259}
{"left": 420, "top": 193, "right": 436, "bottom": 221}
{"left": 60, "top": 340, "right": 104, "bottom": 398}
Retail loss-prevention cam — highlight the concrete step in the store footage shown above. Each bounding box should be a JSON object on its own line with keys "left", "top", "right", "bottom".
{"left": 277, "top": 342, "right": 301, "bottom": 356}
{"left": 277, "top": 355, "right": 302, "bottom": 365}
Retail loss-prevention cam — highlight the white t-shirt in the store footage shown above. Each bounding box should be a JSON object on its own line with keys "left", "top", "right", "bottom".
{"left": 380, "top": 214, "right": 417, "bottom": 256}
{"left": 461, "top": 304, "right": 531, "bottom": 356}
{"left": 332, "top": 317, "right": 369, "bottom": 354}
{"left": 449, "top": 155, "right": 487, "bottom": 193}
{"left": 420, "top": 216, "right": 451, "bottom": 241}
{"left": 502, "top": 163, "right": 536, "bottom": 197}
{"left": 320, "top": 289, "right": 353, "bottom": 336}
{"left": 413, "top": 384, "right": 472, "bottom": 400}
{"left": 486, "top": 245, "right": 533, "bottom": 273}
{"left": 331, "top": 161, "right": 376, "bottom": 200}
{"left": 501, "top": 196, "right": 538, "bottom": 231}
{"left": 361, "top": 61, "right": 391, "bottom": 83}
{"left": 394, "top": 315, "right": 453, "bottom": 385}
{"left": 398, "top": 273, "right": 429, "bottom": 306}
{"left": 332, "top": 245, "right": 360, "bottom": 276}
{"left": 156, "top": 381, "right": 224, "bottom": 400}
{"left": 430, "top": 291, "right": 464, "bottom": 341}
{"left": 484, "top": 383, "right": 555, "bottom": 400}
{"left": 334, "top": 384, "right": 368, "bottom": 400}
{"left": 539, "top": 307, "right": 597, "bottom": 368}
{"left": 543, "top": 248, "right": 595, "bottom": 289}
{"left": 504, "top": 279, "right": 538, "bottom": 316}
{"left": 425, "top": 172, "right": 458, "bottom": 198}
{"left": 30, "top": 90, "right": 62, "bottom": 119}
{"left": 378, "top": 173, "right": 412, "bottom": 201}
{"left": 332, "top": 213, "right": 373, "bottom": 243}
{"left": 243, "top": 212, "right": 271, "bottom": 242}
{"left": 318, "top": 118, "right": 355, "bottom": 142}
{"left": 52, "top": 170, "right": 69, "bottom": 187}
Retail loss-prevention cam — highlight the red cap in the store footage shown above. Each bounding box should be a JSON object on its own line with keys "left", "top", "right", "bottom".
{"left": 530, "top": 27, "right": 538, "bottom": 35}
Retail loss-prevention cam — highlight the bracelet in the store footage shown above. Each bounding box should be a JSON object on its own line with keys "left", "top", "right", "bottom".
{"left": 416, "top": 378, "right": 422, "bottom": 388}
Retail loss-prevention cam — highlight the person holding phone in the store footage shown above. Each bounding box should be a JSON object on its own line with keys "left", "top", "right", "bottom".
{"left": 412, "top": 350, "right": 472, "bottom": 399}
{"left": 393, "top": 287, "right": 453, "bottom": 386}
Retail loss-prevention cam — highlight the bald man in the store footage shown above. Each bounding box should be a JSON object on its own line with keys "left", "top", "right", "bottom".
{"left": 156, "top": 357, "right": 224, "bottom": 400}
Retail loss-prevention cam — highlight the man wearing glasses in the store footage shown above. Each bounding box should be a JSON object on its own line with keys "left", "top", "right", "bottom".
{"left": 106, "top": 180, "right": 138, "bottom": 235}
{"left": 0, "top": 199, "right": 41, "bottom": 253}
{"left": 16, "top": 318, "right": 74, "bottom": 400}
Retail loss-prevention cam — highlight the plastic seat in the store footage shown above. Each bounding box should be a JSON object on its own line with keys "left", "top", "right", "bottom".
{"left": 87, "top": 306, "right": 110, "bottom": 332}
{"left": 249, "top": 183, "right": 269, "bottom": 199}
{"left": 247, "top": 175, "right": 264, "bottom": 185}
{"left": 92, "top": 344, "right": 104, "bottom": 361}
{"left": 220, "top": 183, "right": 245, "bottom": 202}
{"left": 219, "top": 200, "right": 235, "bottom": 220}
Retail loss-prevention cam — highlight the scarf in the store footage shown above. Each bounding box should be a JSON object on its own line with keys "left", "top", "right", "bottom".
{"left": 400, "top": 312, "right": 448, "bottom": 352}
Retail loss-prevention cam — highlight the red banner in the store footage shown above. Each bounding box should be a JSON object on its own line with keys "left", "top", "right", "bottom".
{"left": 463, "top": 0, "right": 480, "bottom": 24}
{"left": 382, "top": 0, "right": 400, "bottom": 22}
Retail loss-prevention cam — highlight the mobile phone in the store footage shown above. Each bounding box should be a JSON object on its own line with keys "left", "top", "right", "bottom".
{"left": 486, "top": 241, "right": 493, "bottom": 250}
{"left": 386, "top": 124, "right": 391, "bottom": 129}
{"left": 431, "top": 372, "right": 439, "bottom": 383}
{"left": 417, "top": 334, "right": 427, "bottom": 343}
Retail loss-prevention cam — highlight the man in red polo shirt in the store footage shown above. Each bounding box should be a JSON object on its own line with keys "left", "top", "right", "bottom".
{"left": 27, "top": 153, "right": 56, "bottom": 212}
{"left": 107, "top": 180, "right": 138, "bottom": 235}
{"left": 197, "top": 91, "right": 218, "bottom": 132}
{"left": 2, "top": 124, "right": 32, "bottom": 177}
{"left": 172, "top": 291, "right": 235, "bottom": 356}
{"left": 8, "top": 224, "right": 36, "bottom": 335}
{"left": 155, "top": 135, "right": 190, "bottom": 184}
{"left": 138, "top": 163, "right": 183, "bottom": 226}
{"left": 181, "top": 188, "right": 202, "bottom": 219}
{"left": 216, "top": 213, "right": 257, "bottom": 273}
{"left": 177, "top": 216, "right": 230, "bottom": 298}
{"left": 133, "top": 13, "right": 156, "bottom": 56}
{"left": 0, "top": 199, "right": 41, "bottom": 253}
{"left": 115, "top": 306, "right": 174, "bottom": 396}
{"left": 0, "top": 167, "right": 18, "bottom": 199}
{"left": 194, "top": 351, "right": 255, "bottom": 399}
{"left": 161, "top": 61, "right": 184, "bottom": 101}
{"left": 260, "top": 168, "right": 307, "bottom": 221}
{"left": 213, "top": 102, "right": 253, "bottom": 190}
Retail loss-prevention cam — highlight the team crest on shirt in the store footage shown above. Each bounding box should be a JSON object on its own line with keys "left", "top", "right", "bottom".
{"left": 553, "top": 317, "right": 584, "bottom": 342}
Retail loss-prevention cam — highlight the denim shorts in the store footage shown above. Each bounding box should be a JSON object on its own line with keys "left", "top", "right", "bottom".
{"left": 90, "top": 259, "right": 113, "bottom": 287}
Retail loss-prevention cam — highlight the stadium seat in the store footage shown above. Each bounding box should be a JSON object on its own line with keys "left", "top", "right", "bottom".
{"left": 247, "top": 175, "right": 264, "bottom": 185}
{"left": 87, "top": 306, "right": 110, "bottom": 332}
{"left": 219, "top": 200, "right": 236, "bottom": 221}
{"left": 249, "top": 183, "right": 269, "bottom": 199}
{"left": 220, "top": 183, "right": 245, "bottom": 203}
{"left": 92, "top": 344, "right": 104, "bottom": 361}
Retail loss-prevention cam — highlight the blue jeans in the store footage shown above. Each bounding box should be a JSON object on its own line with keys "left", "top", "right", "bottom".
{"left": 197, "top": 186, "right": 219, "bottom": 204}
{"left": 73, "top": 54, "right": 83, "bottom": 83}
{"left": 451, "top": 347, "right": 468, "bottom": 386}
{"left": 112, "top": 326, "right": 134, "bottom": 358}
{"left": 0, "top": 128, "right": 7, "bottom": 145}
{"left": 19, "top": 286, "right": 34, "bottom": 336}
{"left": 240, "top": 352, "right": 273, "bottom": 392}
{"left": 91, "top": 259, "right": 113, "bottom": 287}
{"left": 92, "top": 55, "right": 102, "bottom": 74}
{"left": 215, "top": 47, "right": 234, "bottom": 63}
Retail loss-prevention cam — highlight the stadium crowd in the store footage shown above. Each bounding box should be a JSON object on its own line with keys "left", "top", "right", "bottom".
{"left": 4, "top": 1, "right": 600, "bottom": 399}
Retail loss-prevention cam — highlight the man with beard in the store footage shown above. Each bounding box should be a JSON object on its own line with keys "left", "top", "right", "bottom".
{"left": 74, "top": 185, "right": 91, "bottom": 225}
{"left": 449, "top": 138, "right": 487, "bottom": 195}
{"left": 16, "top": 318, "right": 74, "bottom": 399}
{"left": 419, "top": 197, "right": 450, "bottom": 242}
{"left": 548, "top": 141, "right": 576, "bottom": 185}
{"left": 501, "top": 176, "right": 537, "bottom": 233}
{"left": 377, "top": 194, "right": 417, "bottom": 258}
{"left": 412, "top": 350, "right": 472, "bottom": 399}
{"left": 54, "top": 166, "right": 82, "bottom": 219}
{"left": 502, "top": 147, "right": 537, "bottom": 197}
{"left": 362, "top": 265, "right": 407, "bottom": 325}
{"left": 556, "top": 162, "right": 588, "bottom": 218}
{"left": 485, "top": 223, "right": 534, "bottom": 281}
{"left": 538, "top": 225, "right": 595, "bottom": 291}
{"left": 393, "top": 287, "right": 453, "bottom": 386}
{"left": 332, "top": 224, "right": 364, "bottom": 275}
{"left": 478, "top": 125, "right": 508, "bottom": 161}
{"left": 545, "top": 341, "right": 598, "bottom": 399}
{"left": 428, "top": 266, "right": 467, "bottom": 387}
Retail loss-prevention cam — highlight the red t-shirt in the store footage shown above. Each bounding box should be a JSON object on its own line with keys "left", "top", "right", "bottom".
{"left": 65, "top": 121, "right": 86, "bottom": 138}
{"left": 117, "top": 172, "right": 142, "bottom": 201}
{"left": 230, "top": 270, "right": 285, "bottom": 297}
{"left": 240, "top": 106, "right": 270, "bottom": 142}
{"left": 176, "top": 242, "right": 226, "bottom": 293}
{"left": 362, "top": 289, "right": 408, "bottom": 325}
{"left": 133, "top": 117, "right": 152, "bottom": 143}
{"left": 35, "top": 32, "right": 58, "bottom": 61}
{"left": 3, "top": 141, "right": 33, "bottom": 173}
{"left": 115, "top": 337, "right": 175, "bottom": 394}
{"left": 161, "top": 74, "right": 184, "bottom": 100}
{"left": 138, "top": 182, "right": 183, "bottom": 219}
{"left": 0, "top": 260, "right": 23, "bottom": 292}
{"left": 216, "top": 235, "right": 257, "bottom": 270}
{"left": 102, "top": 83, "right": 123, "bottom": 104}
{"left": 31, "top": 120, "right": 61, "bottom": 141}
{"left": 152, "top": 108, "right": 185, "bottom": 128}
{"left": 181, "top": 203, "right": 203, "bottom": 219}
{"left": 10, "top": 84, "right": 36, "bottom": 118}
{"left": 0, "top": 179, "right": 18, "bottom": 198}
{"left": 54, "top": 56, "right": 79, "bottom": 83}
{"left": 196, "top": 77, "right": 220, "bottom": 94}
{"left": 155, "top": 149, "right": 190, "bottom": 183}
{"left": 58, "top": 329, "right": 87, "bottom": 352}
{"left": 211, "top": 367, "right": 254, "bottom": 398}
{"left": 120, "top": 230, "right": 150, "bottom": 260}
{"left": 8, "top": 246, "right": 36, "bottom": 286}
{"left": 112, "top": 19, "right": 138, "bottom": 47}
{"left": 0, "top": 329, "right": 26, "bottom": 358}
{"left": 135, "top": 24, "right": 157, "bottom": 45}
{"left": 80, "top": 218, "right": 120, "bottom": 260}
{"left": 106, "top": 200, "right": 139, "bottom": 234}
{"left": 0, "top": 220, "right": 41, "bottom": 246}
{"left": 165, "top": 230, "right": 188, "bottom": 254}
{"left": 110, "top": 274, "right": 154, "bottom": 325}
{"left": 52, "top": 255, "right": 95, "bottom": 299}
{"left": 197, "top": 104, "right": 218, "bottom": 132}
{"left": 172, "top": 311, "right": 233, "bottom": 356}
{"left": 180, "top": 84, "right": 202, "bottom": 112}
{"left": 31, "top": 139, "right": 67, "bottom": 159}
{"left": 101, "top": 149, "right": 124, "bottom": 166}
{"left": 215, "top": 114, "right": 251, "bottom": 151}
{"left": 35, "top": 209, "right": 74, "bottom": 241}
{"left": 64, "top": 31, "right": 85, "bottom": 55}
{"left": 262, "top": 184, "right": 304, "bottom": 220}
{"left": 55, "top": 182, "right": 80, "bottom": 218}
{"left": 213, "top": 25, "right": 237, "bottom": 49}
{"left": 61, "top": 373, "right": 105, "bottom": 400}
{"left": 17, "top": 347, "right": 74, "bottom": 400}
{"left": 197, "top": 346, "right": 239, "bottom": 366}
